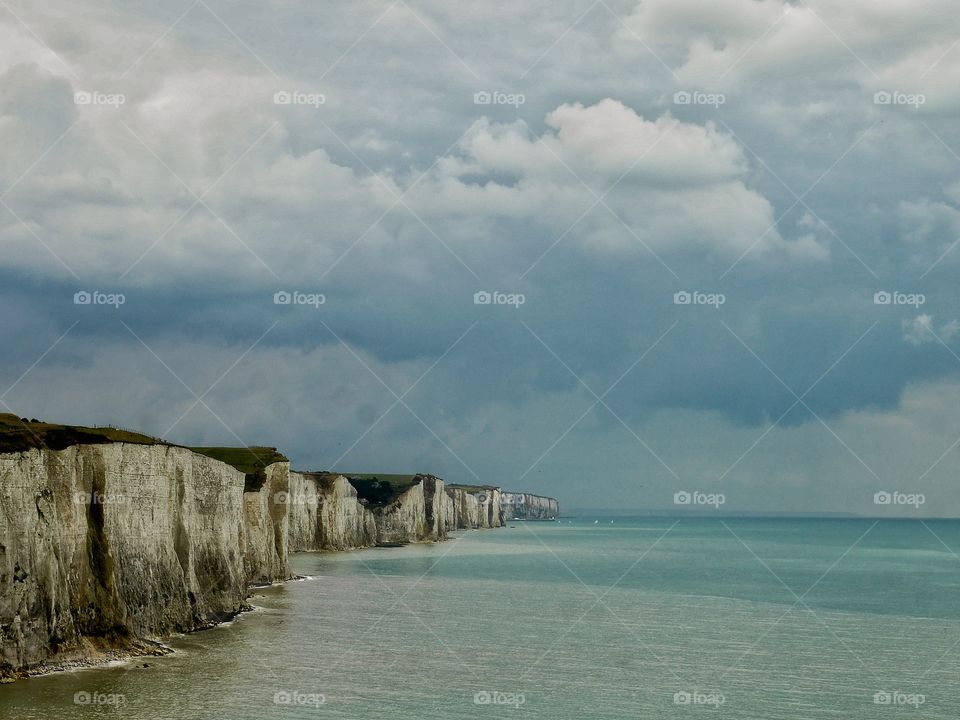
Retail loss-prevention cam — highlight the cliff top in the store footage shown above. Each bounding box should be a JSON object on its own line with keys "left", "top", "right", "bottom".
{"left": 0, "top": 413, "right": 166, "bottom": 453}
{"left": 447, "top": 483, "right": 500, "bottom": 493}
{"left": 189, "top": 446, "right": 288, "bottom": 491}
{"left": 342, "top": 473, "right": 421, "bottom": 508}
{"left": 0, "top": 413, "right": 288, "bottom": 492}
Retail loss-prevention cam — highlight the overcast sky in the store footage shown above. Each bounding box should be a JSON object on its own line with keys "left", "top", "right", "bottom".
{"left": 2, "top": 0, "right": 960, "bottom": 515}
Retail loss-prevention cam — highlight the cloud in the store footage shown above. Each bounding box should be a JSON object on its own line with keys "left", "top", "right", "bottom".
{"left": 413, "top": 99, "right": 827, "bottom": 262}
{"left": 902, "top": 314, "right": 960, "bottom": 345}
{"left": 2, "top": 0, "right": 960, "bottom": 515}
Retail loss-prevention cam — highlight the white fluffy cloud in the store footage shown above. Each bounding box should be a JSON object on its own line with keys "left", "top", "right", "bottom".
{"left": 412, "top": 99, "right": 827, "bottom": 261}
{"left": 620, "top": 0, "right": 960, "bottom": 104}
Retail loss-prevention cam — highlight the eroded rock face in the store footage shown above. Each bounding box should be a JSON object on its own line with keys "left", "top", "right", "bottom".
{"left": 287, "top": 472, "right": 377, "bottom": 551}
{"left": 0, "top": 444, "right": 288, "bottom": 676}
{"left": 288, "top": 475, "right": 508, "bottom": 547}
{"left": 242, "top": 462, "right": 291, "bottom": 585}
{"left": 445, "top": 487, "right": 504, "bottom": 530}
{"left": 373, "top": 476, "right": 449, "bottom": 544}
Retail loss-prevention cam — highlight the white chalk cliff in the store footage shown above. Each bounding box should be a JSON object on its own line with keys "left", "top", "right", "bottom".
{"left": 0, "top": 440, "right": 555, "bottom": 679}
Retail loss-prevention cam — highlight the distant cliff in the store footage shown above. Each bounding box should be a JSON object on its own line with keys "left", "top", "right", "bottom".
{"left": 287, "top": 473, "right": 505, "bottom": 551}
{"left": 502, "top": 492, "right": 560, "bottom": 520}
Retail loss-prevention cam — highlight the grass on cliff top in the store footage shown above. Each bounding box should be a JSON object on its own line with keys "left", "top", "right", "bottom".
{"left": 0, "top": 413, "right": 164, "bottom": 453}
{"left": 0, "top": 414, "right": 287, "bottom": 492}
{"left": 446, "top": 483, "right": 499, "bottom": 494}
{"left": 188, "top": 446, "right": 288, "bottom": 492}
{"left": 341, "top": 473, "right": 420, "bottom": 508}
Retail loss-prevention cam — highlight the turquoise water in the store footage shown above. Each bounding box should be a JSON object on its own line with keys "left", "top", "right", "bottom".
{"left": 4, "top": 518, "right": 960, "bottom": 718}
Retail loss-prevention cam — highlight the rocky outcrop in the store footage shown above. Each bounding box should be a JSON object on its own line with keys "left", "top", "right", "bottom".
{"left": 0, "top": 444, "right": 287, "bottom": 678}
{"left": 501, "top": 492, "right": 560, "bottom": 520}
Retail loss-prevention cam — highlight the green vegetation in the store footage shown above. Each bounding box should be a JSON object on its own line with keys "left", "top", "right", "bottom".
{"left": 342, "top": 473, "right": 420, "bottom": 508}
{"left": 188, "top": 447, "right": 288, "bottom": 492}
{"left": 446, "top": 483, "right": 498, "bottom": 495}
{"left": 0, "top": 413, "right": 164, "bottom": 454}
{"left": 0, "top": 414, "right": 288, "bottom": 493}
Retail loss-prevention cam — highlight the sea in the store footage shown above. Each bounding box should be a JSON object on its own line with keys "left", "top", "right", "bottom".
{"left": 4, "top": 517, "right": 960, "bottom": 718}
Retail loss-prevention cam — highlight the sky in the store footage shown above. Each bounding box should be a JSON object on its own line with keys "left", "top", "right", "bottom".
{"left": 1, "top": 0, "right": 960, "bottom": 515}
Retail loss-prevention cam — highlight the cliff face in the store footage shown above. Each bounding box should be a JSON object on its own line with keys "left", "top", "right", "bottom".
{"left": 0, "top": 444, "right": 286, "bottom": 676}
{"left": 241, "top": 462, "right": 291, "bottom": 585}
{"left": 289, "top": 473, "right": 491, "bottom": 550}
{"left": 501, "top": 492, "right": 560, "bottom": 520}
{"left": 287, "top": 472, "right": 377, "bottom": 551}
{"left": 445, "top": 487, "right": 503, "bottom": 530}
{"left": 372, "top": 475, "right": 449, "bottom": 544}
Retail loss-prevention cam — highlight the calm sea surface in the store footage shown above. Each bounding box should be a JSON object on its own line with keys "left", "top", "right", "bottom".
{"left": 4, "top": 518, "right": 960, "bottom": 718}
